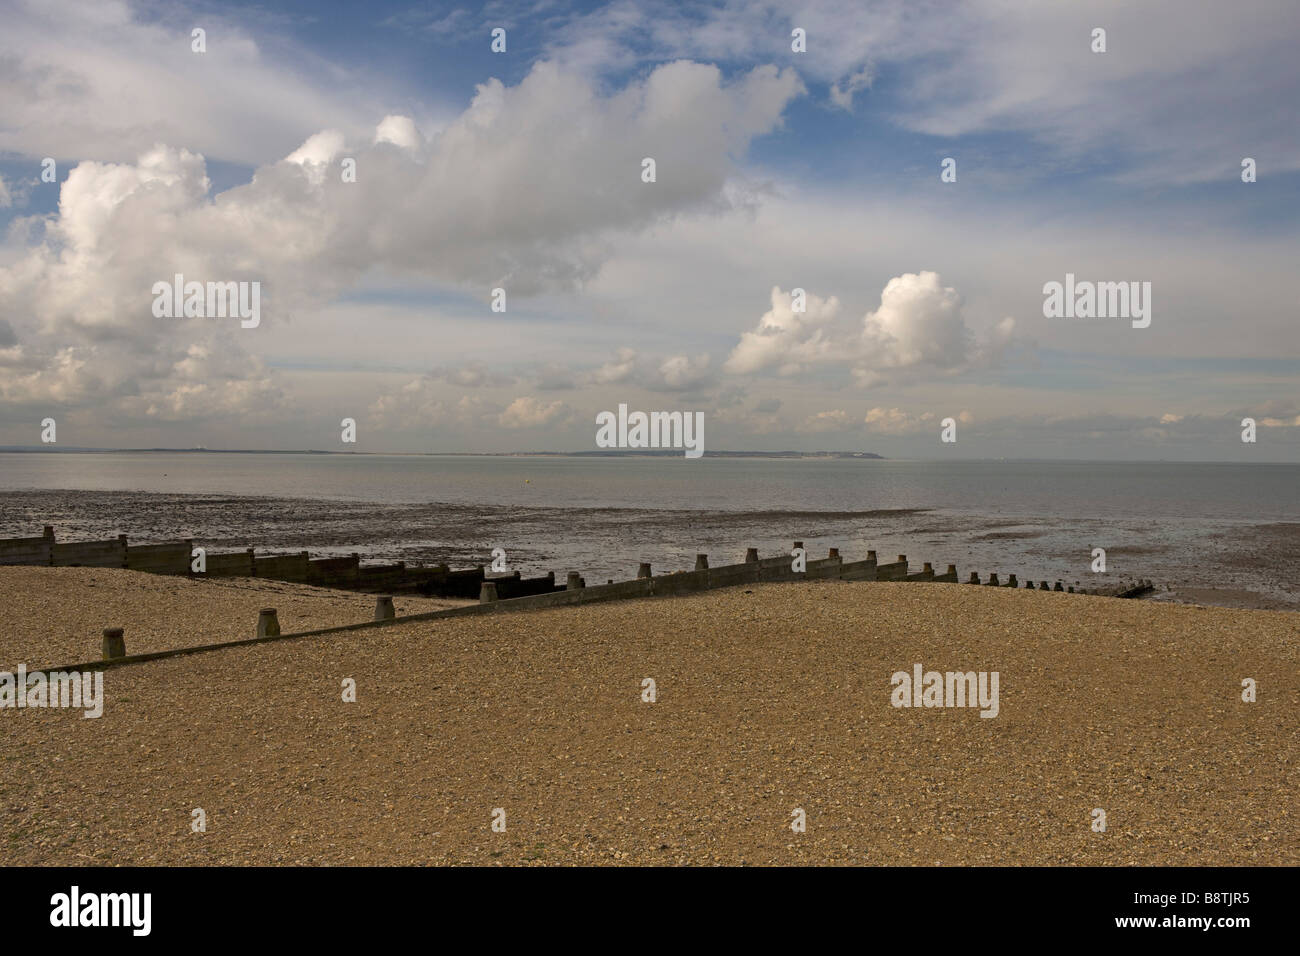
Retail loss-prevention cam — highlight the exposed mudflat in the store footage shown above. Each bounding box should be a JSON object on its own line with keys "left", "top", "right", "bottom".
{"left": 2, "top": 489, "right": 1297, "bottom": 609}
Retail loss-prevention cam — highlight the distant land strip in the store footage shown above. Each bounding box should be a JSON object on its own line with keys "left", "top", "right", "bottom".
{"left": 0, "top": 447, "right": 885, "bottom": 459}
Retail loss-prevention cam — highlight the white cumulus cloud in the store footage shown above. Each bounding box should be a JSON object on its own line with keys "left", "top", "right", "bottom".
{"left": 726, "top": 273, "right": 1010, "bottom": 385}
{"left": 499, "top": 396, "right": 568, "bottom": 428}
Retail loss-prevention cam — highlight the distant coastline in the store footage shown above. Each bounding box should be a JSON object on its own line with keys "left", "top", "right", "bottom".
{"left": 0, "top": 446, "right": 887, "bottom": 459}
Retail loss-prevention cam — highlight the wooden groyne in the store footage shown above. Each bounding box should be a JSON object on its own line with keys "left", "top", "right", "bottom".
{"left": 0, "top": 527, "right": 1149, "bottom": 602}
{"left": 12, "top": 532, "right": 1163, "bottom": 677}
{"left": 0, "top": 526, "right": 559, "bottom": 600}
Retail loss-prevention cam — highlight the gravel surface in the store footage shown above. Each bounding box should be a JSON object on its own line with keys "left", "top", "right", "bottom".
{"left": 1, "top": 580, "right": 1296, "bottom": 865}
{"left": 0, "top": 567, "right": 470, "bottom": 670}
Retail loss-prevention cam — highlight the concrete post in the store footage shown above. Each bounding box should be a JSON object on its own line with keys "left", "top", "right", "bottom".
{"left": 968, "top": 572, "right": 980, "bottom": 584}
{"left": 567, "top": 572, "right": 583, "bottom": 590}
{"left": 257, "top": 608, "right": 280, "bottom": 637}
{"left": 375, "top": 595, "right": 396, "bottom": 620}
{"left": 987, "top": 573, "right": 999, "bottom": 586}
{"left": 695, "top": 554, "right": 709, "bottom": 570}
{"left": 43, "top": 525, "right": 55, "bottom": 540}
{"left": 101, "top": 627, "right": 125, "bottom": 660}
{"left": 637, "top": 562, "right": 652, "bottom": 578}
{"left": 946, "top": 564, "right": 957, "bottom": 577}
{"left": 829, "top": 548, "right": 840, "bottom": 559}
{"left": 897, "top": 555, "right": 906, "bottom": 564}
{"left": 1006, "top": 574, "right": 1017, "bottom": 587}
{"left": 922, "top": 562, "right": 932, "bottom": 574}
{"left": 479, "top": 582, "right": 497, "bottom": 604}
{"left": 744, "top": 547, "right": 759, "bottom": 563}
{"left": 1054, "top": 581, "right": 1064, "bottom": 591}
{"left": 1039, "top": 581, "right": 1050, "bottom": 590}
{"left": 867, "top": 550, "right": 877, "bottom": 562}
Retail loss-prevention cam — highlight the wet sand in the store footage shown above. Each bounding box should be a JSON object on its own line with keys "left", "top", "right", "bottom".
{"left": 3, "top": 489, "right": 1296, "bottom": 611}
{"left": 1153, "top": 587, "right": 1300, "bottom": 612}
{"left": 1, "top": 578, "right": 1295, "bottom": 866}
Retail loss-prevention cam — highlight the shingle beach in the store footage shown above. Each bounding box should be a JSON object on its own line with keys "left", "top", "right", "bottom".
{"left": 2, "top": 570, "right": 1296, "bottom": 865}
{"left": 0, "top": 567, "right": 470, "bottom": 671}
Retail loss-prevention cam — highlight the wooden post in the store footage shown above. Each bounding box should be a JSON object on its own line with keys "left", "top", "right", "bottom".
{"left": 257, "top": 608, "right": 280, "bottom": 637}
{"left": 101, "top": 627, "right": 125, "bottom": 660}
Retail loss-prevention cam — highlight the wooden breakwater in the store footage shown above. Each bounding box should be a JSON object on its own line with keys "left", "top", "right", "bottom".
{"left": 24, "top": 539, "right": 1159, "bottom": 677}
{"left": 0, "top": 526, "right": 559, "bottom": 600}
{"left": 0, "top": 527, "right": 1151, "bottom": 606}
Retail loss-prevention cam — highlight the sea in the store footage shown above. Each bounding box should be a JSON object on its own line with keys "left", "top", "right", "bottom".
{"left": 1, "top": 453, "right": 1296, "bottom": 607}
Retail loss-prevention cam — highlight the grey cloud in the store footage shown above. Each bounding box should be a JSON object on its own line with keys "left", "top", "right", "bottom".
{"left": 0, "top": 0, "right": 382, "bottom": 166}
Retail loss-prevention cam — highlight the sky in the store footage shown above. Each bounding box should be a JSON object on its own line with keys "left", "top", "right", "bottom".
{"left": 0, "top": 0, "right": 1297, "bottom": 460}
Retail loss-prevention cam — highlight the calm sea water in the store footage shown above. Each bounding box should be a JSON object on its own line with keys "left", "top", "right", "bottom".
{"left": 1, "top": 453, "right": 1296, "bottom": 604}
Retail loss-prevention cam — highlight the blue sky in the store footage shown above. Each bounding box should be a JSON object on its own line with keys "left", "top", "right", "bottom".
{"left": 0, "top": 0, "right": 1297, "bottom": 459}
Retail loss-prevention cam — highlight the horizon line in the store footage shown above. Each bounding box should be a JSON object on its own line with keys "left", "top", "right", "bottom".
{"left": 0, "top": 446, "right": 1295, "bottom": 465}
